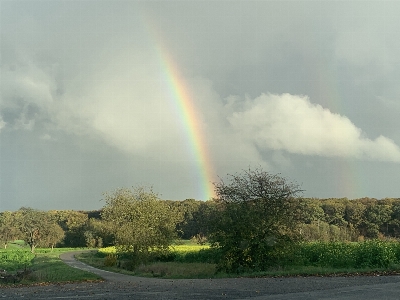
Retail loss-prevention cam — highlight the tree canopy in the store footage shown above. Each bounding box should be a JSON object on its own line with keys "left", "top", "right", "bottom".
{"left": 101, "top": 187, "right": 183, "bottom": 265}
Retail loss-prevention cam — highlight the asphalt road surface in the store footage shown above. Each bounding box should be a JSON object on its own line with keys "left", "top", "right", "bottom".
{"left": 1, "top": 251, "right": 400, "bottom": 299}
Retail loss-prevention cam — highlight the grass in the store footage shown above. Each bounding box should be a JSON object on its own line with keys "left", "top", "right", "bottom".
{"left": 0, "top": 244, "right": 102, "bottom": 286}
{"left": 26, "top": 249, "right": 101, "bottom": 284}
{"left": 77, "top": 242, "right": 219, "bottom": 279}
{"left": 135, "top": 262, "right": 217, "bottom": 278}
{"left": 77, "top": 251, "right": 218, "bottom": 279}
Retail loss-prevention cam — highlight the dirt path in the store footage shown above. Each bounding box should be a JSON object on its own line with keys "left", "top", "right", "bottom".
{"left": 1, "top": 251, "right": 400, "bottom": 299}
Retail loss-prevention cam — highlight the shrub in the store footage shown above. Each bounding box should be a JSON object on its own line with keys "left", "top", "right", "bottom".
{"left": 209, "top": 168, "right": 303, "bottom": 273}
{"left": 103, "top": 254, "right": 117, "bottom": 267}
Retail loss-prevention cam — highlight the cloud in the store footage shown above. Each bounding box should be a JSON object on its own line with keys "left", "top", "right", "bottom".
{"left": 228, "top": 93, "right": 400, "bottom": 162}
{"left": 0, "top": 118, "right": 5, "bottom": 132}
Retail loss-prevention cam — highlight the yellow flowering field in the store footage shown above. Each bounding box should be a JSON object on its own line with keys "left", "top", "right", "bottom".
{"left": 98, "top": 243, "right": 209, "bottom": 255}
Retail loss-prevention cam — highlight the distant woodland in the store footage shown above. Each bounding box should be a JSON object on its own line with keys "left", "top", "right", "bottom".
{"left": 1, "top": 196, "right": 400, "bottom": 251}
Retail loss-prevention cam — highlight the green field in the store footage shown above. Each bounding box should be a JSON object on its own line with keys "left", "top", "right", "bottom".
{"left": 0, "top": 244, "right": 101, "bottom": 286}
{"left": 76, "top": 240, "right": 400, "bottom": 279}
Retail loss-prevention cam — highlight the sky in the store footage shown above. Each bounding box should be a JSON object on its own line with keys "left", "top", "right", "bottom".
{"left": 1, "top": 1, "right": 400, "bottom": 211}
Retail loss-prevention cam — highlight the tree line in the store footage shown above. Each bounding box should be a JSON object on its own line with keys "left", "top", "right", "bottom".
{"left": 177, "top": 196, "right": 400, "bottom": 243}
{"left": 0, "top": 207, "right": 108, "bottom": 252}
{"left": 1, "top": 194, "right": 400, "bottom": 253}
{"left": 1, "top": 168, "right": 400, "bottom": 272}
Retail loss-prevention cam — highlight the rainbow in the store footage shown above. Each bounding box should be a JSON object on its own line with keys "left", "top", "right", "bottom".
{"left": 143, "top": 15, "right": 215, "bottom": 200}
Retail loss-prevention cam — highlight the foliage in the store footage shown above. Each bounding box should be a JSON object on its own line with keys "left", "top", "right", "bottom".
{"left": 174, "top": 199, "right": 217, "bottom": 239}
{"left": 209, "top": 168, "right": 303, "bottom": 273}
{"left": 14, "top": 208, "right": 63, "bottom": 253}
{"left": 101, "top": 186, "right": 184, "bottom": 267}
{"left": 104, "top": 254, "right": 117, "bottom": 267}
{"left": 50, "top": 210, "right": 89, "bottom": 247}
{"left": 0, "top": 248, "right": 101, "bottom": 285}
{"left": 0, "top": 211, "right": 20, "bottom": 249}
{"left": 0, "top": 250, "right": 35, "bottom": 271}
{"left": 299, "top": 221, "right": 358, "bottom": 242}
{"left": 297, "top": 240, "right": 400, "bottom": 269}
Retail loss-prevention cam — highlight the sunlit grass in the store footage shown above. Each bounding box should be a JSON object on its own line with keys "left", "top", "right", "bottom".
{"left": 0, "top": 247, "right": 102, "bottom": 286}
{"left": 98, "top": 243, "right": 209, "bottom": 255}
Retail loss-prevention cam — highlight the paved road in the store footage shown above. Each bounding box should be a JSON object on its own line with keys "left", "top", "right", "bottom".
{"left": 1, "top": 251, "right": 400, "bottom": 299}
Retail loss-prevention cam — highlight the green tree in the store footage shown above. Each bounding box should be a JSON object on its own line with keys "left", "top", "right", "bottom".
{"left": 321, "top": 199, "right": 348, "bottom": 227}
{"left": 296, "top": 198, "right": 325, "bottom": 224}
{"left": 175, "top": 199, "right": 217, "bottom": 241}
{"left": 101, "top": 187, "right": 183, "bottom": 266}
{"left": 209, "top": 168, "right": 303, "bottom": 273}
{"left": 83, "top": 218, "right": 112, "bottom": 248}
{"left": 174, "top": 199, "right": 202, "bottom": 239}
{"left": 50, "top": 210, "right": 88, "bottom": 247}
{"left": 0, "top": 211, "right": 20, "bottom": 249}
{"left": 39, "top": 223, "right": 65, "bottom": 250}
{"left": 345, "top": 201, "right": 366, "bottom": 229}
{"left": 362, "top": 203, "right": 391, "bottom": 238}
{"left": 14, "top": 208, "right": 59, "bottom": 253}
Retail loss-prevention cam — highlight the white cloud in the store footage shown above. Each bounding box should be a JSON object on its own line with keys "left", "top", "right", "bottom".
{"left": 0, "top": 118, "right": 6, "bottom": 132}
{"left": 228, "top": 93, "right": 400, "bottom": 162}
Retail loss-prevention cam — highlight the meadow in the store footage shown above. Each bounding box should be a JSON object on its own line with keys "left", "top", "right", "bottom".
{"left": 0, "top": 242, "right": 101, "bottom": 285}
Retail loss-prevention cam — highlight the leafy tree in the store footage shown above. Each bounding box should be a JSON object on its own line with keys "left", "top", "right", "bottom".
{"left": 101, "top": 187, "right": 183, "bottom": 266}
{"left": 83, "top": 218, "right": 112, "bottom": 248}
{"left": 175, "top": 199, "right": 202, "bottom": 239}
{"left": 389, "top": 201, "right": 400, "bottom": 237}
{"left": 50, "top": 210, "right": 88, "bottom": 247}
{"left": 175, "top": 199, "right": 217, "bottom": 240}
{"left": 361, "top": 203, "right": 391, "bottom": 238}
{"left": 39, "top": 223, "right": 65, "bottom": 250}
{"left": 0, "top": 211, "right": 20, "bottom": 249}
{"left": 14, "top": 208, "right": 59, "bottom": 253}
{"left": 209, "top": 168, "right": 303, "bottom": 273}
{"left": 321, "top": 199, "right": 348, "bottom": 227}
{"left": 296, "top": 198, "right": 325, "bottom": 224}
{"left": 345, "top": 201, "right": 366, "bottom": 230}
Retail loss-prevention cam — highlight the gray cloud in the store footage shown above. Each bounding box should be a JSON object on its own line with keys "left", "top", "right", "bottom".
{"left": 1, "top": 1, "right": 400, "bottom": 210}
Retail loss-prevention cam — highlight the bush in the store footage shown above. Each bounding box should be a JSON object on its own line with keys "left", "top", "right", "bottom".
{"left": 103, "top": 254, "right": 117, "bottom": 267}
{"left": 209, "top": 168, "right": 303, "bottom": 273}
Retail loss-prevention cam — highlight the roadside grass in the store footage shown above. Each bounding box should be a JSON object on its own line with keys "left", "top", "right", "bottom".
{"left": 0, "top": 246, "right": 102, "bottom": 286}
